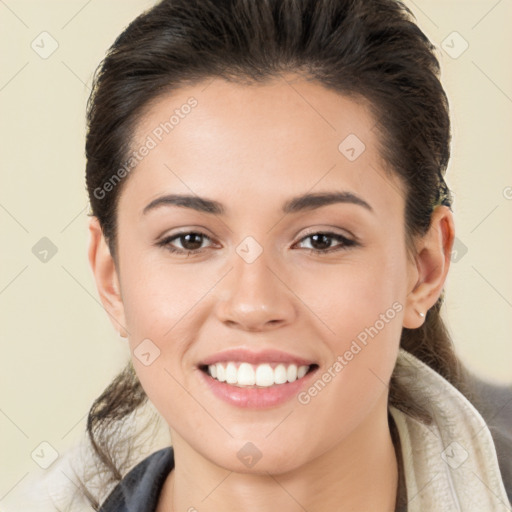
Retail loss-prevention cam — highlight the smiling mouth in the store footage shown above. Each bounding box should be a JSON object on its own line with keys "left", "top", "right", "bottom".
{"left": 199, "top": 362, "right": 319, "bottom": 388}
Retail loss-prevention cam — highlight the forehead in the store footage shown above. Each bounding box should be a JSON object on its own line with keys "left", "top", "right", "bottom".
{"left": 123, "top": 74, "right": 404, "bottom": 217}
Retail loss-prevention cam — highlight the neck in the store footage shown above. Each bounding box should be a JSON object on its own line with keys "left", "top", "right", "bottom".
{"left": 158, "top": 399, "right": 399, "bottom": 512}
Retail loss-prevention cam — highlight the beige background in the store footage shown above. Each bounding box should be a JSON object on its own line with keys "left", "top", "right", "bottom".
{"left": 1, "top": 0, "right": 511, "bottom": 507}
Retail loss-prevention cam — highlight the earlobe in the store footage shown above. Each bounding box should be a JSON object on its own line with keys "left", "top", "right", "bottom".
{"left": 403, "top": 206, "right": 455, "bottom": 329}
{"left": 87, "top": 217, "right": 129, "bottom": 338}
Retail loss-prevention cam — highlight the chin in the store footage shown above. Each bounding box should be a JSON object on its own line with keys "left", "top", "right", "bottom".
{"left": 197, "top": 437, "right": 310, "bottom": 476}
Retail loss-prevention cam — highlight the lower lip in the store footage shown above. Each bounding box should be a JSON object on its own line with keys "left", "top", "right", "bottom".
{"left": 199, "top": 367, "right": 318, "bottom": 409}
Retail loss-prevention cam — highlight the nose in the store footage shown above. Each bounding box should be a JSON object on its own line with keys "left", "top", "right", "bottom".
{"left": 214, "top": 247, "right": 296, "bottom": 332}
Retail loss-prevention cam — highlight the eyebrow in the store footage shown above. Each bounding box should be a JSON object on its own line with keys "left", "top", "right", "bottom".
{"left": 142, "top": 191, "right": 373, "bottom": 216}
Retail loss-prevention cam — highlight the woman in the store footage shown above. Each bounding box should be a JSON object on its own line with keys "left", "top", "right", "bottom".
{"left": 78, "top": 0, "right": 511, "bottom": 510}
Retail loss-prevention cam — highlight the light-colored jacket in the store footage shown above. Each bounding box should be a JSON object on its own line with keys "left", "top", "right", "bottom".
{"left": 390, "top": 349, "right": 511, "bottom": 511}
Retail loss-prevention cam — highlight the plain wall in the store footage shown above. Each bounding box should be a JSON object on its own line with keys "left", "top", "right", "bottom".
{"left": 1, "top": 0, "right": 511, "bottom": 506}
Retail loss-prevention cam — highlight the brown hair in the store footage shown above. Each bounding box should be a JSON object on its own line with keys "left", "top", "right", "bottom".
{"left": 78, "top": 0, "right": 468, "bottom": 508}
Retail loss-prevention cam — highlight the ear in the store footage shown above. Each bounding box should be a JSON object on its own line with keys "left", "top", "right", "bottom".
{"left": 87, "top": 217, "right": 128, "bottom": 338}
{"left": 403, "top": 205, "right": 455, "bottom": 329}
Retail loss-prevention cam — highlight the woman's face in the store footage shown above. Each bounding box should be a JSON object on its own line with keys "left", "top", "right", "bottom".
{"left": 110, "top": 74, "right": 418, "bottom": 473}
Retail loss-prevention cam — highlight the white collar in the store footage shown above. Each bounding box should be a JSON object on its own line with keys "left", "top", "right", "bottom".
{"left": 390, "top": 348, "right": 510, "bottom": 511}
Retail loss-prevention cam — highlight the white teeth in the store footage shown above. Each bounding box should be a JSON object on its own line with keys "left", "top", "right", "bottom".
{"left": 216, "top": 364, "right": 226, "bottom": 382}
{"left": 297, "top": 365, "right": 308, "bottom": 379}
{"left": 238, "top": 363, "right": 256, "bottom": 386}
{"left": 226, "top": 362, "right": 238, "bottom": 384}
{"left": 206, "top": 362, "right": 311, "bottom": 387}
{"left": 274, "top": 364, "right": 288, "bottom": 384}
{"left": 286, "top": 364, "right": 297, "bottom": 382}
{"left": 255, "top": 364, "right": 274, "bottom": 387}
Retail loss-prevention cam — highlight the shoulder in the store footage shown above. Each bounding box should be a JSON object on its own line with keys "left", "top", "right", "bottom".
{"left": 392, "top": 349, "right": 511, "bottom": 508}
{"left": 99, "top": 446, "right": 174, "bottom": 512}
{"left": 465, "top": 372, "right": 512, "bottom": 504}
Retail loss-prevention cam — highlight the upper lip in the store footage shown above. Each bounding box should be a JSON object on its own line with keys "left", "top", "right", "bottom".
{"left": 198, "top": 348, "right": 316, "bottom": 367}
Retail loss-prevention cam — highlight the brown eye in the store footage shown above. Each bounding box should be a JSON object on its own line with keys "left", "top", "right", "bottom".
{"left": 296, "top": 232, "right": 357, "bottom": 254}
{"left": 157, "top": 231, "right": 213, "bottom": 255}
{"left": 175, "top": 233, "right": 206, "bottom": 251}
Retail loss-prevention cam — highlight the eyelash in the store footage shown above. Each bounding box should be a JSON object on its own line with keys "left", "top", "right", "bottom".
{"left": 156, "top": 230, "right": 358, "bottom": 256}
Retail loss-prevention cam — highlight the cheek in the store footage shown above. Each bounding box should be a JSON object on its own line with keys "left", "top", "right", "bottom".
{"left": 293, "top": 239, "right": 407, "bottom": 415}
{"left": 119, "top": 249, "right": 226, "bottom": 418}
{"left": 291, "top": 285, "right": 404, "bottom": 455}
{"left": 121, "top": 251, "right": 217, "bottom": 342}
{"left": 294, "top": 240, "right": 407, "bottom": 347}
